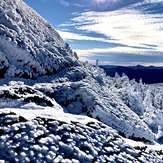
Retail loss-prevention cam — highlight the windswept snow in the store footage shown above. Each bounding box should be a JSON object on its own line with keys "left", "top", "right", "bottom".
{"left": 0, "top": 0, "right": 163, "bottom": 162}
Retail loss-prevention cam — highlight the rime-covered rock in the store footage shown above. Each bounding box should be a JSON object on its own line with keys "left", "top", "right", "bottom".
{"left": 0, "top": 110, "right": 162, "bottom": 162}
{"left": 0, "top": 0, "right": 78, "bottom": 78}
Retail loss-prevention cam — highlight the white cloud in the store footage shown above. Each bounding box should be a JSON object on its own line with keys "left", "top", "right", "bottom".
{"left": 89, "top": 0, "right": 124, "bottom": 11}
{"left": 57, "top": 30, "right": 105, "bottom": 42}
{"left": 75, "top": 10, "right": 163, "bottom": 47}
{"left": 59, "top": 0, "right": 69, "bottom": 7}
{"left": 58, "top": 1, "right": 163, "bottom": 65}
{"left": 75, "top": 47, "right": 163, "bottom": 66}
{"left": 145, "top": 0, "right": 163, "bottom": 3}
{"left": 71, "top": 3, "right": 83, "bottom": 8}
{"left": 58, "top": 30, "right": 124, "bottom": 45}
{"left": 64, "top": 1, "right": 163, "bottom": 51}
{"left": 75, "top": 46, "right": 161, "bottom": 57}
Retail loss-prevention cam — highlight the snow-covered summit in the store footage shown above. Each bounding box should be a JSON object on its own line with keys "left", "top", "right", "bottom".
{"left": 0, "top": 0, "right": 78, "bottom": 78}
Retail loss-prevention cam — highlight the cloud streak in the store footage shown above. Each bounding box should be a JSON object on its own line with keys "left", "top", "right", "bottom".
{"left": 58, "top": 0, "right": 163, "bottom": 65}
{"left": 59, "top": 0, "right": 70, "bottom": 7}
{"left": 74, "top": 9, "right": 163, "bottom": 47}
{"left": 76, "top": 47, "right": 163, "bottom": 66}
{"left": 145, "top": 0, "right": 163, "bottom": 3}
{"left": 89, "top": 0, "right": 143, "bottom": 11}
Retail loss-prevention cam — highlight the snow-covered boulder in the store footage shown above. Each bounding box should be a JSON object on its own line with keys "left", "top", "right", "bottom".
{"left": 0, "top": 0, "right": 78, "bottom": 78}
{"left": 0, "top": 110, "right": 162, "bottom": 162}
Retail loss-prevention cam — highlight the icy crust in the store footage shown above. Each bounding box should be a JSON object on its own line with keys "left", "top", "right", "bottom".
{"left": 0, "top": 110, "right": 162, "bottom": 163}
{"left": 0, "top": 0, "right": 78, "bottom": 78}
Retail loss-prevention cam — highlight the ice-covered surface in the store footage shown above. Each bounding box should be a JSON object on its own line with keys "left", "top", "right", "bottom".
{"left": 0, "top": 0, "right": 163, "bottom": 162}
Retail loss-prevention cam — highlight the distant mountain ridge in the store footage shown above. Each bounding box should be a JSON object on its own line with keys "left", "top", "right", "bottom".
{"left": 100, "top": 65, "right": 163, "bottom": 84}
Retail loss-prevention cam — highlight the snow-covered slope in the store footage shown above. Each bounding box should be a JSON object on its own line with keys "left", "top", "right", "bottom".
{"left": 0, "top": 71, "right": 163, "bottom": 162}
{"left": 0, "top": 0, "right": 163, "bottom": 162}
{"left": 0, "top": 0, "right": 78, "bottom": 78}
{"left": 0, "top": 107, "right": 162, "bottom": 163}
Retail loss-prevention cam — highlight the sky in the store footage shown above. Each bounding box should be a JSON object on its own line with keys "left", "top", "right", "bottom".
{"left": 23, "top": 0, "right": 163, "bottom": 66}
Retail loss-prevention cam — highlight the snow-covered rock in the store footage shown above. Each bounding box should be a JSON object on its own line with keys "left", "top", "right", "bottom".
{"left": 0, "top": 109, "right": 162, "bottom": 162}
{"left": 49, "top": 66, "right": 155, "bottom": 142}
{"left": 0, "top": 0, "right": 78, "bottom": 78}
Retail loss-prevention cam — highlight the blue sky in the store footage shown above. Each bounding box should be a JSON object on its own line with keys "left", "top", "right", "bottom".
{"left": 23, "top": 0, "right": 163, "bottom": 66}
